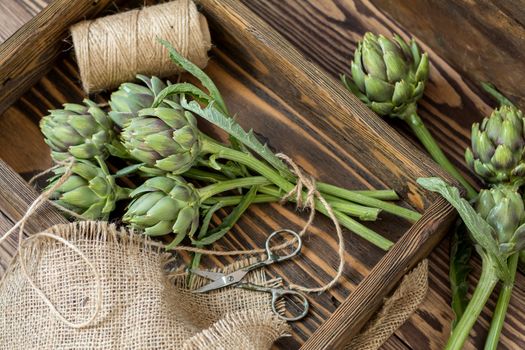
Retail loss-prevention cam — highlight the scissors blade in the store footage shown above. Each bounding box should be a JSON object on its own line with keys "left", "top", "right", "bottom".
{"left": 188, "top": 268, "right": 225, "bottom": 281}
{"left": 192, "top": 269, "right": 248, "bottom": 293}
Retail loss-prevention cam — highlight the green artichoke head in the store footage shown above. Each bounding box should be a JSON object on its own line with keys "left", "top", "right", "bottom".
{"left": 465, "top": 105, "right": 525, "bottom": 184}
{"left": 343, "top": 32, "right": 429, "bottom": 120}
{"left": 476, "top": 185, "right": 525, "bottom": 254}
{"left": 108, "top": 75, "right": 176, "bottom": 128}
{"left": 48, "top": 160, "right": 130, "bottom": 220}
{"left": 40, "top": 99, "right": 115, "bottom": 161}
{"left": 123, "top": 175, "right": 200, "bottom": 246}
{"left": 121, "top": 104, "right": 202, "bottom": 174}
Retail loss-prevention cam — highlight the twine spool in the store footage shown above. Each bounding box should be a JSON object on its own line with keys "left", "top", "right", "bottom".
{"left": 70, "top": 0, "right": 211, "bottom": 93}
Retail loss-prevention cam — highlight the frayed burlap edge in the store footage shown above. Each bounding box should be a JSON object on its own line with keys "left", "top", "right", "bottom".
{"left": 0, "top": 221, "right": 291, "bottom": 350}
{"left": 0, "top": 221, "right": 172, "bottom": 287}
{"left": 346, "top": 259, "right": 429, "bottom": 350}
{"left": 1, "top": 221, "right": 426, "bottom": 349}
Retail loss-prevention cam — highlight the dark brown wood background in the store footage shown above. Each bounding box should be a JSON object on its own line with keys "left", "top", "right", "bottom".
{"left": 0, "top": 0, "right": 524, "bottom": 349}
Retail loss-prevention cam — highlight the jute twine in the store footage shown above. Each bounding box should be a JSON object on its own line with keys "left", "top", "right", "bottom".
{"left": 3, "top": 152, "right": 345, "bottom": 329}
{"left": 70, "top": 0, "right": 211, "bottom": 93}
{"left": 2, "top": 157, "right": 429, "bottom": 346}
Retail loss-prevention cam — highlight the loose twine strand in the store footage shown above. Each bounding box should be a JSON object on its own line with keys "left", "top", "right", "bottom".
{"left": 1, "top": 153, "right": 345, "bottom": 328}
{"left": 172, "top": 154, "right": 345, "bottom": 294}
{"left": 70, "top": 0, "right": 211, "bottom": 93}
{"left": 0, "top": 158, "right": 103, "bottom": 329}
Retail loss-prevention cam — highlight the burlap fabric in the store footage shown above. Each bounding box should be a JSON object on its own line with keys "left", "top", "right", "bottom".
{"left": 0, "top": 220, "right": 428, "bottom": 349}
{"left": 346, "top": 259, "right": 429, "bottom": 349}
{"left": 0, "top": 221, "right": 289, "bottom": 349}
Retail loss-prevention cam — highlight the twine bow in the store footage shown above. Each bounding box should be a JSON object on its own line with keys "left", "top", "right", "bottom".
{"left": 173, "top": 154, "right": 346, "bottom": 294}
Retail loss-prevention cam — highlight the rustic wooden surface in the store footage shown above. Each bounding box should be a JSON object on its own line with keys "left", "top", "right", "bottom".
{"left": 0, "top": 0, "right": 524, "bottom": 349}
{"left": 0, "top": 0, "right": 456, "bottom": 346}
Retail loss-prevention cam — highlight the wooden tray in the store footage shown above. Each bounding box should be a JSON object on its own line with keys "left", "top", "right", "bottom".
{"left": 0, "top": 0, "right": 458, "bottom": 348}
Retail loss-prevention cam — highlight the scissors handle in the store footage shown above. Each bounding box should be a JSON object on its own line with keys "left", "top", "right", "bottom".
{"left": 270, "top": 288, "right": 309, "bottom": 322}
{"left": 265, "top": 229, "right": 302, "bottom": 263}
{"left": 237, "top": 283, "right": 309, "bottom": 322}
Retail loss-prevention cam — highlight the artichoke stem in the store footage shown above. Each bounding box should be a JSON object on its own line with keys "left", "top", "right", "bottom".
{"left": 483, "top": 253, "right": 519, "bottom": 350}
{"left": 316, "top": 182, "right": 421, "bottom": 222}
{"left": 197, "top": 176, "right": 270, "bottom": 201}
{"left": 201, "top": 140, "right": 393, "bottom": 250}
{"left": 481, "top": 82, "right": 515, "bottom": 108}
{"left": 258, "top": 186, "right": 381, "bottom": 221}
{"left": 186, "top": 168, "right": 400, "bottom": 200}
{"left": 445, "top": 253, "right": 499, "bottom": 350}
{"left": 406, "top": 113, "right": 478, "bottom": 200}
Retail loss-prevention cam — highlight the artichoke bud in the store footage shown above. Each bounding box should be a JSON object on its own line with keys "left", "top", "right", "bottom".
{"left": 476, "top": 186, "right": 525, "bottom": 252}
{"left": 40, "top": 99, "right": 115, "bottom": 162}
{"left": 48, "top": 160, "right": 130, "bottom": 220}
{"left": 123, "top": 175, "right": 200, "bottom": 246}
{"left": 121, "top": 107, "right": 202, "bottom": 174}
{"left": 344, "top": 32, "right": 428, "bottom": 120}
{"left": 466, "top": 105, "right": 525, "bottom": 184}
{"left": 109, "top": 75, "right": 176, "bottom": 128}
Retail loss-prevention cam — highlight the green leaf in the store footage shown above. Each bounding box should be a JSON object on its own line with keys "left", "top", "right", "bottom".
{"left": 159, "top": 38, "right": 249, "bottom": 163}
{"left": 180, "top": 96, "right": 294, "bottom": 180}
{"left": 417, "top": 177, "right": 499, "bottom": 256}
{"left": 159, "top": 39, "right": 227, "bottom": 114}
{"left": 193, "top": 186, "right": 258, "bottom": 246}
{"left": 449, "top": 219, "right": 472, "bottom": 330}
{"left": 152, "top": 83, "right": 211, "bottom": 108}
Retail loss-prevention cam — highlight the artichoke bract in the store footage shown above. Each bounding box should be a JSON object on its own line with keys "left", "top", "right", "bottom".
{"left": 476, "top": 186, "right": 525, "bottom": 254}
{"left": 123, "top": 175, "right": 200, "bottom": 247}
{"left": 465, "top": 105, "right": 525, "bottom": 184}
{"left": 121, "top": 104, "right": 202, "bottom": 174}
{"left": 40, "top": 99, "right": 115, "bottom": 161}
{"left": 342, "top": 32, "right": 429, "bottom": 119}
{"left": 108, "top": 75, "right": 175, "bottom": 128}
{"left": 48, "top": 160, "right": 130, "bottom": 220}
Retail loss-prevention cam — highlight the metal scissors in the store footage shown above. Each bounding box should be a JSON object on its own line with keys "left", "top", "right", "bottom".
{"left": 189, "top": 229, "right": 309, "bottom": 321}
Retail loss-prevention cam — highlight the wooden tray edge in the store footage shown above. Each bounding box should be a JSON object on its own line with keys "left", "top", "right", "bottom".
{"left": 301, "top": 197, "right": 456, "bottom": 349}
{"left": 0, "top": 0, "right": 113, "bottom": 115}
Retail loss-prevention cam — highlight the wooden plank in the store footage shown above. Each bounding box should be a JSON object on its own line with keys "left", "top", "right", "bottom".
{"left": 0, "top": 159, "right": 68, "bottom": 232}
{"left": 301, "top": 197, "right": 456, "bottom": 349}
{"left": 0, "top": 0, "right": 113, "bottom": 115}
{"left": 0, "top": 159, "right": 69, "bottom": 277}
{"left": 0, "top": 0, "right": 48, "bottom": 43}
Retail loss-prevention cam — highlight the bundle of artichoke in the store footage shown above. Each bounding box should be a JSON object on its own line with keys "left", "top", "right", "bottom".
{"left": 39, "top": 40, "right": 420, "bottom": 255}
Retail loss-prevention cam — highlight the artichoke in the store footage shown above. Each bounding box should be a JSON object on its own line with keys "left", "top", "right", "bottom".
{"left": 123, "top": 175, "right": 200, "bottom": 246}
{"left": 121, "top": 105, "right": 202, "bottom": 174}
{"left": 465, "top": 105, "right": 525, "bottom": 184}
{"left": 108, "top": 75, "right": 175, "bottom": 128}
{"left": 40, "top": 99, "right": 115, "bottom": 161}
{"left": 476, "top": 186, "right": 525, "bottom": 253}
{"left": 342, "top": 32, "right": 429, "bottom": 120}
{"left": 48, "top": 160, "right": 130, "bottom": 220}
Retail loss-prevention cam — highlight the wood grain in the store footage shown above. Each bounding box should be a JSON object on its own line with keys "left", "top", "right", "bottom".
{"left": 236, "top": 0, "right": 525, "bottom": 348}
{"left": 0, "top": 0, "right": 113, "bottom": 115}
{"left": 302, "top": 197, "right": 456, "bottom": 349}
{"left": 0, "top": 0, "right": 48, "bottom": 42}
{"left": 0, "top": 0, "right": 459, "bottom": 348}
{"left": 1, "top": 0, "right": 524, "bottom": 348}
